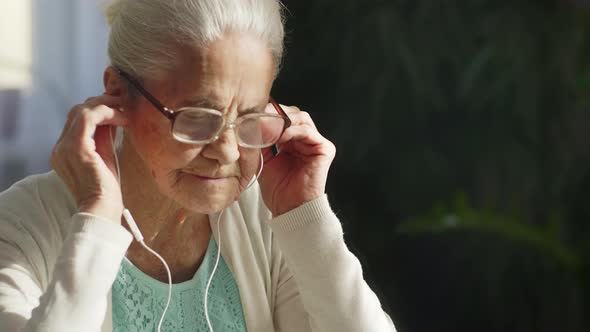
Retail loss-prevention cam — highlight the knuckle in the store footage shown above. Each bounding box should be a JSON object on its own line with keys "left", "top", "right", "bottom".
{"left": 324, "top": 140, "right": 337, "bottom": 155}
{"left": 293, "top": 110, "right": 315, "bottom": 126}
{"left": 94, "top": 104, "right": 111, "bottom": 113}
{"left": 298, "top": 124, "right": 309, "bottom": 132}
{"left": 80, "top": 107, "right": 93, "bottom": 117}
{"left": 79, "top": 151, "right": 95, "bottom": 164}
{"left": 329, "top": 142, "right": 337, "bottom": 154}
{"left": 79, "top": 108, "right": 96, "bottom": 124}
{"left": 67, "top": 104, "right": 82, "bottom": 120}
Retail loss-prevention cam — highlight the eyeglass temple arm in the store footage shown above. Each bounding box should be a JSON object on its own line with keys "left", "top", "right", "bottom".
{"left": 115, "top": 68, "right": 175, "bottom": 119}
{"left": 269, "top": 97, "right": 292, "bottom": 127}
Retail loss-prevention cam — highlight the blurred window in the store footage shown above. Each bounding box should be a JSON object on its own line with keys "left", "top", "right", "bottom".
{"left": 0, "top": 90, "right": 20, "bottom": 139}
{"left": 0, "top": 0, "right": 32, "bottom": 90}
{"left": 0, "top": 1, "right": 31, "bottom": 189}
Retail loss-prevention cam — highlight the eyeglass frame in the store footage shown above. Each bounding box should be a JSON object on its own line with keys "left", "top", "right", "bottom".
{"left": 115, "top": 67, "right": 292, "bottom": 147}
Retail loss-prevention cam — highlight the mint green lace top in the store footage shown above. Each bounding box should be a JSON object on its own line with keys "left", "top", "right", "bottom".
{"left": 112, "top": 237, "right": 248, "bottom": 332}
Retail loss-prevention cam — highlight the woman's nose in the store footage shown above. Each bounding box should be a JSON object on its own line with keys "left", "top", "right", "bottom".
{"left": 200, "top": 126, "right": 240, "bottom": 165}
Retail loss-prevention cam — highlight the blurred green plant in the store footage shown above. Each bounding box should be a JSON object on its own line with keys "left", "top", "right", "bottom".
{"left": 395, "top": 192, "right": 589, "bottom": 331}
{"left": 397, "top": 192, "right": 583, "bottom": 272}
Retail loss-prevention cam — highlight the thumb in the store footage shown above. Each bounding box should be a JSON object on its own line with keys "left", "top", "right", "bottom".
{"left": 95, "top": 125, "right": 118, "bottom": 175}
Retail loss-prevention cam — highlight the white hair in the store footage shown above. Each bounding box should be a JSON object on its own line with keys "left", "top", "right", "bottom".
{"left": 104, "top": 0, "right": 286, "bottom": 80}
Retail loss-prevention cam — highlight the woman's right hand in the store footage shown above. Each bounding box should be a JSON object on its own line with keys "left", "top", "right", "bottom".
{"left": 50, "top": 94, "right": 129, "bottom": 223}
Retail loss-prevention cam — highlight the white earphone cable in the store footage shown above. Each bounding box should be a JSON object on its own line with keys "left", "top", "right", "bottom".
{"left": 204, "top": 210, "right": 223, "bottom": 332}
{"left": 110, "top": 126, "right": 172, "bottom": 332}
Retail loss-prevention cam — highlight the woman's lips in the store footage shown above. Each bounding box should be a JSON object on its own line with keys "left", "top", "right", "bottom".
{"left": 182, "top": 171, "right": 230, "bottom": 181}
{"left": 196, "top": 175, "right": 226, "bottom": 180}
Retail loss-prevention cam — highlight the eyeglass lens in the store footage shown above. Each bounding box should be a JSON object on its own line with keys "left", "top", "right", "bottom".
{"left": 172, "top": 105, "right": 286, "bottom": 147}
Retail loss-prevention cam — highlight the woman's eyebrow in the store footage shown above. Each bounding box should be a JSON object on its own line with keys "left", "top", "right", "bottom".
{"left": 179, "top": 98, "right": 225, "bottom": 110}
{"left": 238, "top": 105, "right": 265, "bottom": 114}
{"left": 180, "top": 98, "right": 266, "bottom": 114}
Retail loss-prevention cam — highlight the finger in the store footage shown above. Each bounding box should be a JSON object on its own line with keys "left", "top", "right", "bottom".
{"left": 74, "top": 104, "right": 129, "bottom": 140}
{"left": 280, "top": 104, "right": 301, "bottom": 113}
{"left": 279, "top": 139, "right": 323, "bottom": 154}
{"left": 280, "top": 105, "right": 317, "bottom": 129}
{"left": 62, "top": 95, "right": 123, "bottom": 137}
{"left": 84, "top": 94, "right": 122, "bottom": 109}
{"left": 278, "top": 138, "right": 336, "bottom": 159}
{"left": 277, "top": 124, "right": 335, "bottom": 156}
{"left": 95, "top": 125, "right": 118, "bottom": 175}
{"left": 278, "top": 122, "right": 323, "bottom": 143}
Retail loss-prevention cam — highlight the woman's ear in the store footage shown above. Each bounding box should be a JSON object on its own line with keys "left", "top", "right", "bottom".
{"left": 103, "top": 66, "right": 124, "bottom": 96}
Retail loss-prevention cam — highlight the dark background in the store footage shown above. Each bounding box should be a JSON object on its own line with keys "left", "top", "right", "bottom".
{"left": 274, "top": 0, "right": 590, "bottom": 331}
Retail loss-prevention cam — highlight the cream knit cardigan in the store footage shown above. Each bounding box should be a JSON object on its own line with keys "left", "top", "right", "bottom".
{"left": 0, "top": 171, "right": 395, "bottom": 332}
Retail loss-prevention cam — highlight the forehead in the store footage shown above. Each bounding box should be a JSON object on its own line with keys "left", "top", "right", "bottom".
{"left": 163, "top": 33, "right": 276, "bottom": 111}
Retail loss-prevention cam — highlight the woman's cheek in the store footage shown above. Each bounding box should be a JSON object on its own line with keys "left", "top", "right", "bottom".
{"left": 130, "top": 115, "right": 170, "bottom": 160}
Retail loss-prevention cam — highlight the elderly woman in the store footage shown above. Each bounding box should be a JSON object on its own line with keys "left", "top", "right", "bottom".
{"left": 0, "top": 0, "right": 394, "bottom": 331}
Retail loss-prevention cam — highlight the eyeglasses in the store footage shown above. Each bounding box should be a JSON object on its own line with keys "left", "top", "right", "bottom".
{"left": 116, "top": 68, "right": 291, "bottom": 148}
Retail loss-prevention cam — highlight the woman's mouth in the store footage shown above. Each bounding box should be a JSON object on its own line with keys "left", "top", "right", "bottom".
{"left": 182, "top": 171, "right": 229, "bottom": 182}
{"left": 195, "top": 175, "right": 226, "bottom": 181}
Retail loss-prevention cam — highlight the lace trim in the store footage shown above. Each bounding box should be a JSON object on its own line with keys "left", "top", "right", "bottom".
{"left": 112, "top": 238, "right": 248, "bottom": 331}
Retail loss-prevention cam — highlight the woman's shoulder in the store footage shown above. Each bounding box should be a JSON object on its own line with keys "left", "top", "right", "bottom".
{"left": 0, "top": 171, "right": 76, "bottom": 241}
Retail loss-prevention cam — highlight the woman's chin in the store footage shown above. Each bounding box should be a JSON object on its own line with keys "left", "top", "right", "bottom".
{"left": 190, "top": 196, "right": 233, "bottom": 214}
{"left": 169, "top": 179, "right": 240, "bottom": 214}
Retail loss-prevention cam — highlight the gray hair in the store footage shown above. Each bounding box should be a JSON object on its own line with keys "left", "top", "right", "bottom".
{"left": 104, "top": 0, "right": 286, "bottom": 80}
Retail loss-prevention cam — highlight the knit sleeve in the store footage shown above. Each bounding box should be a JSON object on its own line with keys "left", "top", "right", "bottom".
{"left": 0, "top": 212, "right": 132, "bottom": 332}
{"left": 267, "top": 194, "right": 396, "bottom": 332}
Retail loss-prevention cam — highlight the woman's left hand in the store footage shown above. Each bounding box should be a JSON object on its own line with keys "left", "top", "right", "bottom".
{"left": 259, "top": 105, "right": 336, "bottom": 216}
